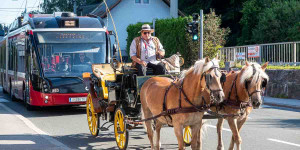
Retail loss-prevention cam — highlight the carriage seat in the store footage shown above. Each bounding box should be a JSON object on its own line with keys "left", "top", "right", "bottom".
{"left": 122, "top": 65, "right": 154, "bottom": 75}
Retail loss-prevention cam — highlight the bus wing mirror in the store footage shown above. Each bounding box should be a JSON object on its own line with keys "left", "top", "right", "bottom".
{"left": 113, "top": 44, "right": 117, "bottom": 56}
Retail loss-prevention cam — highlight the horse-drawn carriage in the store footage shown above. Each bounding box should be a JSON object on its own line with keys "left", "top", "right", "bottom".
{"left": 83, "top": 51, "right": 269, "bottom": 150}
{"left": 82, "top": 53, "right": 184, "bottom": 149}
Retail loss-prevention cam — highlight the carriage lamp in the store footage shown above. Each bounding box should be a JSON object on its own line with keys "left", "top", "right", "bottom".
{"left": 110, "top": 59, "right": 120, "bottom": 70}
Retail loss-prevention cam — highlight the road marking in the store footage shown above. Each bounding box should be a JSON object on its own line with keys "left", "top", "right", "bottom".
{"left": 0, "top": 140, "right": 35, "bottom": 144}
{"left": 268, "top": 138, "right": 300, "bottom": 147}
{"left": 0, "top": 103, "right": 71, "bottom": 150}
{"left": 206, "top": 124, "right": 231, "bottom": 132}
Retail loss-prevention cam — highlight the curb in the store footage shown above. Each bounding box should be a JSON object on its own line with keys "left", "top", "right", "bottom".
{"left": 264, "top": 102, "right": 300, "bottom": 110}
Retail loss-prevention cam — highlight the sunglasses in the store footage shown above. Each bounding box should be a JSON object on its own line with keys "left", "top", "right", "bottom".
{"left": 143, "top": 32, "right": 151, "bottom": 35}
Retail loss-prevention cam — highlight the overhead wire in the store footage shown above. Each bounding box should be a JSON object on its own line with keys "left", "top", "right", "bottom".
{"left": 29, "top": 0, "right": 39, "bottom": 12}
{"left": 103, "top": 0, "right": 123, "bottom": 65}
{"left": 14, "top": 0, "right": 26, "bottom": 21}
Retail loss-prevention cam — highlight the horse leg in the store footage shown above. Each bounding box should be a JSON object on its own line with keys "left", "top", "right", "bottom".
{"left": 191, "top": 124, "right": 201, "bottom": 150}
{"left": 237, "top": 116, "right": 248, "bottom": 131}
{"left": 153, "top": 121, "right": 163, "bottom": 150}
{"left": 173, "top": 123, "right": 185, "bottom": 150}
{"left": 228, "top": 117, "right": 248, "bottom": 150}
{"left": 227, "top": 118, "right": 242, "bottom": 150}
{"left": 142, "top": 107, "right": 155, "bottom": 149}
{"left": 217, "top": 118, "right": 225, "bottom": 150}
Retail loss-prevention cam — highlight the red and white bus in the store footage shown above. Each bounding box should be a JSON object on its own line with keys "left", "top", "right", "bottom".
{"left": 0, "top": 12, "right": 113, "bottom": 110}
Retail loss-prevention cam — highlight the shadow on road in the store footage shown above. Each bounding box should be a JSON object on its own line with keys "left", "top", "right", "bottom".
{"left": 248, "top": 118, "right": 300, "bottom": 129}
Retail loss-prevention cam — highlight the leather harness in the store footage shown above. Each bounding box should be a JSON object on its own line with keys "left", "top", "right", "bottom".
{"left": 211, "top": 64, "right": 262, "bottom": 117}
{"left": 135, "top": 67, "right": 222, "bottom": 123}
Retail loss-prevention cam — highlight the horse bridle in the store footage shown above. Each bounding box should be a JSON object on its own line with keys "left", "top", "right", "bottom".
{"left": 201, "top": 66, "right": 226, "bottom": 102}
{"left": 245, "top": 64, "right": 267, "bottom": 97}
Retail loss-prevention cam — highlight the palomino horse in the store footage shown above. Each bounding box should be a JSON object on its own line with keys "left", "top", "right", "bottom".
{"left": 212, "top": 61, "right": 269, "bottom": 150}
{"left": 140, "top": 58, "right": 225, "bottom": 150}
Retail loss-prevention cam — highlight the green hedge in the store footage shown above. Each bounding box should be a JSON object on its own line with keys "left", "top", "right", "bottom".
{"left": 126, "top": 11, "right": 229, "bottom": 66}
{"left": 126, "top": 17, "right": 196, "bottom": 66}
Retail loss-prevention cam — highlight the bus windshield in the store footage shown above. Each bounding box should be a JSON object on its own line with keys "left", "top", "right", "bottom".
{"left": 35, "top": 31, "right": 107, "bottom": 77}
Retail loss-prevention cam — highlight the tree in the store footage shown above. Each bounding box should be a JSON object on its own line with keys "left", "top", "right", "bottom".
{"left": 179, "top": 0, "right": 246, "bottom": 46}
{"left": 0, "top": 24, "right": 4, "bottom": 36}
{"left": 186, "top": 10, "right": 230, "bottom": 63}
{"left": 251, "top": 0, "right": 300, "bottom": 44}
{"left": 41, "top": 0, "right": 103, "bottom": 14}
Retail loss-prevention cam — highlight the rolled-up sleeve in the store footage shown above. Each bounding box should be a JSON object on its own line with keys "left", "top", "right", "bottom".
{"left": 129, "top": 39, "right": 137, "bottom": 57}
{"left": 159, "top": 41, "right": 165, "bottom": 52}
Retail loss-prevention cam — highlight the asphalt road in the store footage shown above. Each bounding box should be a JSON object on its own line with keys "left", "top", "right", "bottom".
{"left": 1, "top": 90, "right": 300, "bottom": 150}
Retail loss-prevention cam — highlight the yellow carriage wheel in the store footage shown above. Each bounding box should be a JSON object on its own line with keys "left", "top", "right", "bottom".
{"left": 114, "top": 108, "right": 129, "bottom": 150}
{"left": 183, "top": 126, "right": 192, "bottom": 146}
{"left": 86, "top": 93, "right": 99, "bottom": 137}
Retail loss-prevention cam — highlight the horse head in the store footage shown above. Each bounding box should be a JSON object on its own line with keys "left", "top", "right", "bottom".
{"left": 240, "top": 62, "right": 269, "bottom": 109}
{"left": 202, "top": 57, "right": 225, "bottom": 104}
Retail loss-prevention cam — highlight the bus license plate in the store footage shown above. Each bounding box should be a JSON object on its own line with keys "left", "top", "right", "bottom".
{"left": 69, "top": 97, "right": 86, "bottom": 102}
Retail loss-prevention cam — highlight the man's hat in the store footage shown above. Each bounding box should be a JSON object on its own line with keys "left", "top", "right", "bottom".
{"left": 139, "top": 24, "right": 154, "bottom": 33}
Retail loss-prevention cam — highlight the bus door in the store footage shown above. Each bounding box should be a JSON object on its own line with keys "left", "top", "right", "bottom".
{"left": 12, "top": 39, "right": 18, "bottom": 96}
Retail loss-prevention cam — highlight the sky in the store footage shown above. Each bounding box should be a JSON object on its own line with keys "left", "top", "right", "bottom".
{"left": 0, "top": 0, "right": 42, "bottom": 26}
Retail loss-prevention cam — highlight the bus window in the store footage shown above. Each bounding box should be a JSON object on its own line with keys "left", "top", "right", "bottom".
{"left": 35, "top": 31, "right": 106, "bottom": 77}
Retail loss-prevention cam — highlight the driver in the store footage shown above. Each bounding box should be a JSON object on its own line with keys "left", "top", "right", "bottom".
{"left": 77, "top": 53, "right": 91, "bottom": 65}
{"left": 129, "top": 24, "right": 166, "bottom": 76}
{"left": 57, "top": 57, "right": 70, "bottom": 72}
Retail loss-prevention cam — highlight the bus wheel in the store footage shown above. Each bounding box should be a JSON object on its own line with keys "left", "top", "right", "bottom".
{"left": 3, "top": 88, "right": 8, "bottom": 94}
{"left": 114, "top": 108, "right": 129, "bottom": 150}
{"left": 183, "top": 126, "right": 192, "bottom": 147}
{"left": 10, "top": 84, "right": 16, "bottom": 101}
{"left": 86, "top": 93, "right": 100, "bottom": 137}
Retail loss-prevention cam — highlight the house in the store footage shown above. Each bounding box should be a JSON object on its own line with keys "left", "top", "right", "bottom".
{"left": 78, "top": 0, "right": 184, "bottom": 61}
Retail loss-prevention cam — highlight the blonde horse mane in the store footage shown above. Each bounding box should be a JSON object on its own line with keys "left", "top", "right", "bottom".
{"left": 179, "top": 58, "right": 220, "bottom": 80}
{"left": 239, "top": 62, "right": 269, "bottom": 87}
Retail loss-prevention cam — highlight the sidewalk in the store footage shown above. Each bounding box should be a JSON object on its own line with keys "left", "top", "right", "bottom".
{"left": 264, "top": 96, "right": 300, "bottom": 110}
{"left": 0, "top": 98, "right": 70, "bottom": 150}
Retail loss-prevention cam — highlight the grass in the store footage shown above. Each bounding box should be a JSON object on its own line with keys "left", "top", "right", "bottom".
{"left": 274, "top": 94, "right": 289, "bottom": 98}
{"left": 266, "top": 65, "right": 300, "bottom": 70}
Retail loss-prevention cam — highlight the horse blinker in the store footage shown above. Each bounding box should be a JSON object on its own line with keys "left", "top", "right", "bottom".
{"left": 205, "top": 74, "right": 212, "bottom": 85}
{"left": 220, "top": 73, "right": 226, "bottom": 83}
{"left": 262, "top": 78, "right": 268, "bottom": 88}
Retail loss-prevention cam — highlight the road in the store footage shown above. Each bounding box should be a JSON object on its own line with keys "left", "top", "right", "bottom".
{"left": 0, "top": 89, "right": 300, "bottom": 150}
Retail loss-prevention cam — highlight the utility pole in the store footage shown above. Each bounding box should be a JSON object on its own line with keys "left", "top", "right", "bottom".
{"left": 73, "top": 0, "right": 77, "bottom": 14}
{"left": 199, "top": 10, "right": 203, "bottom": 59}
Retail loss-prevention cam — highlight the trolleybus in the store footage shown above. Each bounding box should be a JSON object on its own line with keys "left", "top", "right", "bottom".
{"left": 0, "top": 12, "right": 114, "bottom": 110}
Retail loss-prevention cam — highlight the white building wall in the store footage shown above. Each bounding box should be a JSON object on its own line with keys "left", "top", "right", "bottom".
{"left": 104, "top": 0, "right": 171, "bottom": 60}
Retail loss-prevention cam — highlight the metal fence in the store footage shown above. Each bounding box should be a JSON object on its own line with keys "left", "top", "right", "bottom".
{"left": 219, "top": 41, "right": 300, "bottom": 65}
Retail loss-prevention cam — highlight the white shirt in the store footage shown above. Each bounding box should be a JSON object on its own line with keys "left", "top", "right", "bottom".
{"left": 130, "top": 37, "right": 164, "bottom": 63}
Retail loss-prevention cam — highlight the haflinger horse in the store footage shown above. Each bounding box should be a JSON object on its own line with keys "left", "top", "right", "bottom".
{"left": 140, "top": 57, "right": 225, "bottom": 150}
{"left": 211, "top": 61, "right": 269, "bottom": 150}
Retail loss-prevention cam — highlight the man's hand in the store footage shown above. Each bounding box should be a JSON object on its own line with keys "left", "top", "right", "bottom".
{"left": 139, "top": 60, "right": 147, "bottom": 67}
{"left": 157, "top": 51, "right": 165, "bottom": 57}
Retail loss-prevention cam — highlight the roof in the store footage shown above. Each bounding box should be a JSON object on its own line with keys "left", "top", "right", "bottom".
{"left": 89, "top": 0, "right": 185, "bottom": 18}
